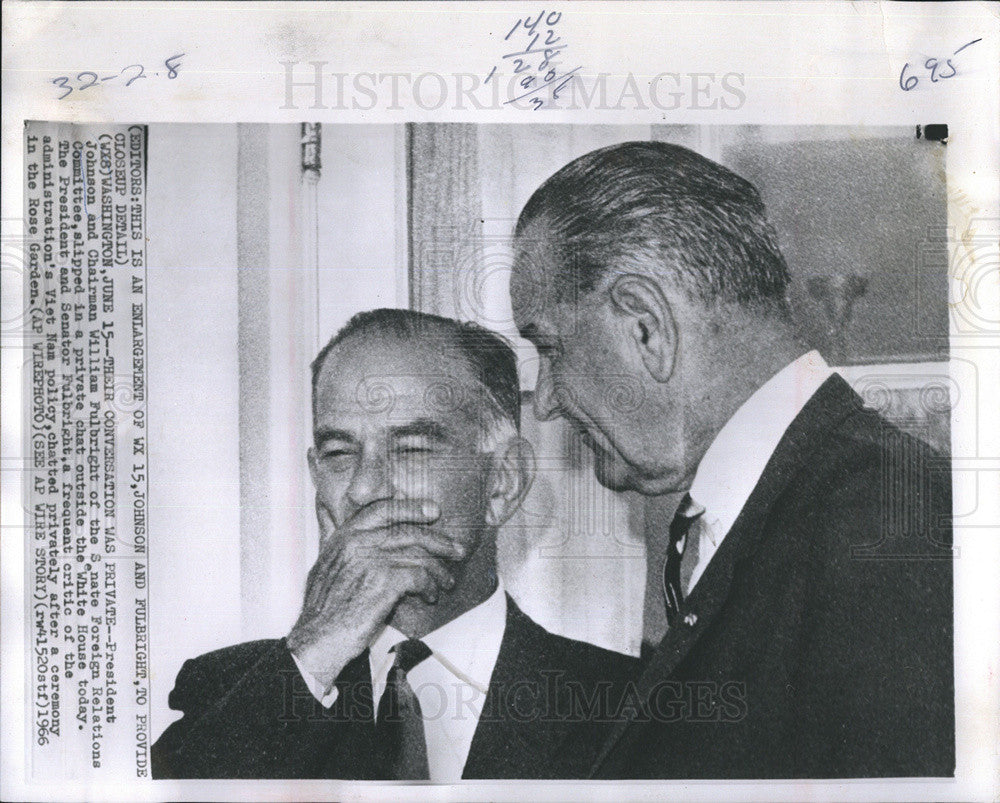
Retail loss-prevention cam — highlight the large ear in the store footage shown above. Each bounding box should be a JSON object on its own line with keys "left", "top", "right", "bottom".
{"left": 485, "top": 436, "right": 536, "bottom": 528}
{"left": 609, "top": 273, "right": 678, "bottom": 382}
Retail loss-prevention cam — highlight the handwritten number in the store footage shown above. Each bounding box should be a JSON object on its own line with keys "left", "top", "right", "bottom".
{"left": 54, "top": 54, "right": 182, "bottom": 99}
{"left": 506, "top": 12, "right": 544, "bottom": 40}
{"left": 928, "top": 57, "right": 955, "bottom": 81}
{"left": 552, "top": 69, "right": 581, "bottom": 99}
{"left": 77, "top": 71, "right": 98, "bottom": 91}
{"left": 539, "top": 44, "right": 554, "bottom": 71}
{"left": 53, "top": 77, "right": 72, "bottom": 100}
{"left": 498, "top": 11, "right": 572, "bottom": 110}
{"left": 165, "top": 53, "right": 184, "bottom": 79}
{"left": 122, "top": 64, "right": 146, "bottom": 87}
{"left": 899, "top": 63, "right": 917, "bottom": 91}
{"left": 924, "top": 56, "right": 958, "bottom": 84}
{"left": 900, "top": 38, "right": 978, "bottom": 92}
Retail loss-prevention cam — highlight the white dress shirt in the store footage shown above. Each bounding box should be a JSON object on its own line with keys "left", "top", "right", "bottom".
{"left": 293, "top": 584, "right": 507, "bottom": 782}
{"left": 685, "top": 350, "right": 833, "bottom": 593}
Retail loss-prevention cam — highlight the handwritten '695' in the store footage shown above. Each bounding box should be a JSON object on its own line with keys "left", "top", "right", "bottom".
{"left": 899, "top": 38, "right": 980, "bottom": 91}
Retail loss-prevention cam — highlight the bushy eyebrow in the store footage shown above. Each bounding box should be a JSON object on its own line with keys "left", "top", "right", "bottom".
{"left": 389, "top": 419, "right": 450, "bottom": 442}
{"left": 313, "top": 419, "right": 454, "bottom": 449}
{"left": 313, "top": 427, "right": 357, "bottom": 447}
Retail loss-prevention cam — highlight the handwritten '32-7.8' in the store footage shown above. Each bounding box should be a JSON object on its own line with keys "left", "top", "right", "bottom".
{"left": 52, "top": 54, "right": 184, "bottom": 100}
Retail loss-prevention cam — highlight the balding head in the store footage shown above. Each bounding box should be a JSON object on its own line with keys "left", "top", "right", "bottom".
{"left": 514, "top": 140, "right": 791, "bottom": 316}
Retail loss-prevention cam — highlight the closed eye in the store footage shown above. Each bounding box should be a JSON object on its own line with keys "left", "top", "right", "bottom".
{"left": 320, "top": 447, "right": 357, "bottom": 459}
{"left": 393, "top": 443, "right": 436, "bottom": 455}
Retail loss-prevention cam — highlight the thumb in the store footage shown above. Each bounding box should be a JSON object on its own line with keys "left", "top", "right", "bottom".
{"left": 316, "top": 497, "right": 336, "bottom": 542}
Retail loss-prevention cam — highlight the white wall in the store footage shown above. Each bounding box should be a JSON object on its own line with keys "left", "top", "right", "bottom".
{"left": 316, "top": 124, "right": 408, "bottom": 345}
{"left": 147, "top": 125, "right": 241, "bottom": 737}
{"left": 149, "top": 123, "right": 954, "bottom": 743}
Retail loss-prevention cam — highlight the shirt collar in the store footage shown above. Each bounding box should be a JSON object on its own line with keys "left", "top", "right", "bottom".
{"left": 689, "top": 350, "right": 832, "bottom": 539}
{"left": 370, "top": 582, "right": 507, "bottom": 696}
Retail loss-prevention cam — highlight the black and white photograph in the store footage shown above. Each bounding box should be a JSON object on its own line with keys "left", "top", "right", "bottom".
{"left": 3, "top": 4, "right": 998, "bottom": 802}
{"left": 19, "top": 119, "right": 963, "bottom": 780}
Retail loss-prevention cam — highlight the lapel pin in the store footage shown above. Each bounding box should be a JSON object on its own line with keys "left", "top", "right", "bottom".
{"left": 684, "top": 613, "right": 698, "bottom": 627}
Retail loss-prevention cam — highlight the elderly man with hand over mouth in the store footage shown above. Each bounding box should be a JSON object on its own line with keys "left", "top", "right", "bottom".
{"left": 152, "top": 308, "right": 638, "bottom": 782}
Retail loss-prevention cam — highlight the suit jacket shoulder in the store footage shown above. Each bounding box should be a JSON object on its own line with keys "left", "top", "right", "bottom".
{"left": 509, "top": 596, "right": 637, "bottom": 677}
{"left": 151, "top": 637, "right": 348, "bottom": 779}
{"left": 165, "top": 638, "right": 282, "bottom": 713}
{"left": 463, "top": 596, "right": 640, "bottom": 779}
{"left": 591, "top": 374, "right": 953, "bottom": 779}
{"left": 763, "top": 379, "right": 951, "bottom": 631}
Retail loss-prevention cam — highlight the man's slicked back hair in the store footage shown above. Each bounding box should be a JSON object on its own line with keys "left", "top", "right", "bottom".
{"left": 312, "top": 308, "right": 521, "bottom": 436}
{"left": 515, "top": 140, "right": 791, "bottom": 312}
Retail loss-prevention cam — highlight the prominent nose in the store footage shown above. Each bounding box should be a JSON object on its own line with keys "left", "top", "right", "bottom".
{"left": 532, "top": 360, "right": 561, "bottom": 422}
{"left": 346, "top": 449, "right": 395, "bottom": 509}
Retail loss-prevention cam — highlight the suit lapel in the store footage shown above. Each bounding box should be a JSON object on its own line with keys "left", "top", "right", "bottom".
{"left": 590, "top": 374, "right": 863, "bottom": 774}
{"left": 462, "top": 597, "right": 568, "bottom": 778}
{"left": 588, "top": 521, "right": 745, "bottom": 773}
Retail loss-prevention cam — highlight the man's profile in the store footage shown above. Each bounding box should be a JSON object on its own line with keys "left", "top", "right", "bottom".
{"left": 510, "top": 140, "right": 953, "bottom": 778}
{"left": 151, "top": 308, "right": 637, "bottom": 780}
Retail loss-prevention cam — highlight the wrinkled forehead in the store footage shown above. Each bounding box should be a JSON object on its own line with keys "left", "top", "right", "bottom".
{"left": 313, "top": 336, "right": 489, "bottom": 429}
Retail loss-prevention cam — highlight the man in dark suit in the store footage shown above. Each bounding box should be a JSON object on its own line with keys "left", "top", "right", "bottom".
{"left": 152, "top": 309, "right": 637, "bottom": 780}
{"left": 510, "top": 141, "right": 953, "bottom": 778}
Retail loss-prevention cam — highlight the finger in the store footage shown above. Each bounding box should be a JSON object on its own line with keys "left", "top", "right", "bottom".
{"left": 310, "top": 519, "right": 348, "bottom": 578}
{"left": 381, "top": 524, "right": 466, "bottom": 560}
{"left": 317, "top": 499, "right": 336, "bottom": 539}
{"left": 346, "top": 498, "right": 441, "bottom": 531}
{"left": 336, "top": 528, "right": 457, "bottom": 598}
{"left": 314, "top": 501, "right": 339, "bottom": 556}
{"left": 393, "top": 564, "right": 443, "bottom": 605}
{"left": 301, "top": 551, "right": 345, "bottom": 611}
{"left": 390, "top": 552, "right": 456, "bottom": 591}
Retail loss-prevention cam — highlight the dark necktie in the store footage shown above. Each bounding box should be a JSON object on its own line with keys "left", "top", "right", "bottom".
{"left": 663, "top": 493, "right": 704, "bottom": 626}
{"left": 374, "top": 638, "right": 433, "bottom": 780}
